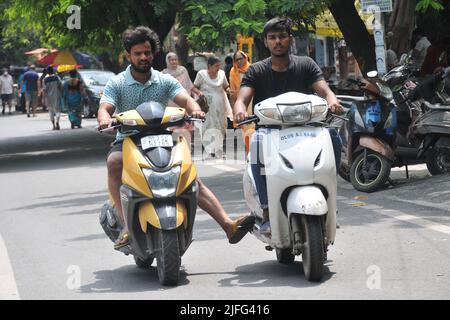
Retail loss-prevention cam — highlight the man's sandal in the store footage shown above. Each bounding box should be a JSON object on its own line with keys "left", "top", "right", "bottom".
{"left": 228, "top": 215, "right": 256, "bottom": 244}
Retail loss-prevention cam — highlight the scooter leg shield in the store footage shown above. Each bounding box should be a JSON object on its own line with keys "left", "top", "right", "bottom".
{"left": 139, "top": 200, "right": 186, "bottom": 232}
{"left": 287, "top": 186, "right": 328, "bottom": 216}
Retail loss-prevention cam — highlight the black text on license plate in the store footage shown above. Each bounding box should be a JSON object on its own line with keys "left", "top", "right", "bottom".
{"left": 141, "top": 135, "right": 173, "bottom": 149}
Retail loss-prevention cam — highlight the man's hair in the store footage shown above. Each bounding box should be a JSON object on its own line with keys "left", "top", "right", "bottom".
{"left": 30, "top": 64, "right": 36, "bottom": 70}
{"left": 69, "top": 69, "right": 78, "bottom": 78}
{"left": 225, "top": 56, "right": 233, "bottom": 64}
{"left": 122, "top": 26, "right": 161, "bottom": 54}
{"left": 46, "top": 66, "right": 54, "bottom": 74}
{"left": 207, "top": 55, "right": 221, "bottom": 66}
{"left": 263, "top": 17, "right": 292, "bottom": 38}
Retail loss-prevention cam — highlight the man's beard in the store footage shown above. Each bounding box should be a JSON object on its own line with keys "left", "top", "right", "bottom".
{"left": 131, "top": 61, "right": 151, "bottom": 73}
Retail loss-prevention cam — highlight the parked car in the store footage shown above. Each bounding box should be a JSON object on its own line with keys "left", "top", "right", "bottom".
{"left": 60, "top": 69, "right": 116, "bottom": 118}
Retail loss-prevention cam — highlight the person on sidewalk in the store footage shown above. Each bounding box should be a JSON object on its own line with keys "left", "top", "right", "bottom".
{"left": 63, "top": 69, "right": 85, "bottom": 129}
{"left": 42, "top": 66, "right": 63, "bottom": 130}
{"left": 0, "top": 68, "right": 14, "bottom": 115}
{"left": 22, "top": 65, "right": 39, "bottom": 117}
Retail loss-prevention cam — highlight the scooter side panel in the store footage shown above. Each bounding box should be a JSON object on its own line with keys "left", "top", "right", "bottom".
{"left": 312, "top": 129, "right": 337, "bottom": 245}
{"left": 122, "top": 138, "right": 153, "bottom": 198}
{"left": 264, "top": 127, "right": 325, "bottom": 247}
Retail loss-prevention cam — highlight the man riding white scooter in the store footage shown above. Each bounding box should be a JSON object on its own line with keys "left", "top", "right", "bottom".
{"left": 234, "top": 17, "right": 344, "bottom": 235}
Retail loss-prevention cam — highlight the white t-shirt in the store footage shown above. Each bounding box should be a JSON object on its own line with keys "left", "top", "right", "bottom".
{"left": 0, "top": 74, "right": 14, "bottom": 95}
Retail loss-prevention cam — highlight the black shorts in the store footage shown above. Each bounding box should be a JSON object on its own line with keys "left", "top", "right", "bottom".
{"left": 106, "top": 140, "right": 123, "bottom": 159}
{"left": 1, "top": 94, "right": 12, "bottom": 102}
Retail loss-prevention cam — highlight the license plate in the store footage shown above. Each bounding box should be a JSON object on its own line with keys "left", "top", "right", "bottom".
{"left": 141, "top": 135, "right": 173, "bottom": 149}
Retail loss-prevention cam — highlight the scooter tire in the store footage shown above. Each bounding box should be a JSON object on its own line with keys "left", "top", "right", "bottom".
{"left": 156, "top": 229, "right": 181, "bottom": 286}
{"left": 426, "top": 148, "right": 450, "bottom": 175}
{"left": 338, "top": 165, "right": 351, "bottom": 182}
{"left": 350, "top": 151, "right": 391, "bottom": 193}
{"left": 300, "top": 215, "right": 324, "bottom": 282}
{"left": 276, "top": 248, "right": 295, "bottom": 264}
{"left": 134, "top": 256, "right": 154, "bottom": 269}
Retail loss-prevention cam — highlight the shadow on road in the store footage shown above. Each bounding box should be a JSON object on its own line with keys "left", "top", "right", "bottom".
{"left": 214, "top": 260, "right": 334, "bottom": 288}
{"left": 0, "top": 128, "right": 114, "bottom": 174}
{"left": 79, "top": 265, "right": 191, "bottom": 294}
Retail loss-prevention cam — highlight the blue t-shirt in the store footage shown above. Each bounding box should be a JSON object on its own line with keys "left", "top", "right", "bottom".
{"left": 100, "top": 66, "right": 184, "bottom": 140}
{"left": 23, "top": 70, "right": 39, "bottom": 92}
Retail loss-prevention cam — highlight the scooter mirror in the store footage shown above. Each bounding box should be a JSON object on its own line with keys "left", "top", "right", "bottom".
{"left": 367, "top": 71, "right": 378, "bottom": 78}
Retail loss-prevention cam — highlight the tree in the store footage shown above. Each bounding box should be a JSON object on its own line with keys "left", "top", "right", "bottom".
{"left": 2, "top": 0, "right": 179, "bottom": 72}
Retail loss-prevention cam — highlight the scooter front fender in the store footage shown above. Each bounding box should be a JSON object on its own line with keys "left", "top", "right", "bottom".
{"left": 287, "top": 186, "right": 328, "bottom": 216}
{"left": 359, "top": 136, "right": 395, "bottom": 160}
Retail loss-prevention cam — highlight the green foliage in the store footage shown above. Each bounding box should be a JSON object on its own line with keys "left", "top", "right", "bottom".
{"left": 416, "top": 0, "right": 444, "bottom": 13}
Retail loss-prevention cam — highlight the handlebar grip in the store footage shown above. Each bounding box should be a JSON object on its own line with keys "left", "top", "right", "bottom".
{"left": 237, "top": 115, "right": 259, "bottom": 127}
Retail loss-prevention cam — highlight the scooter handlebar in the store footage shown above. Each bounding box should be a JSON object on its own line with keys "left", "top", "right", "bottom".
{"left": 236, "top": 115, "right": 259, "bottom": 127}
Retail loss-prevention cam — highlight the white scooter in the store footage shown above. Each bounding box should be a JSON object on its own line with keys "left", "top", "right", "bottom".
{"left": 239, "top": 92, "right": 337, "bottom": 282}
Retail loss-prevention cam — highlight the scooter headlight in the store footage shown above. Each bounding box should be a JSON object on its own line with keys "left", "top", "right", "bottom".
{"left": 142, "top": 166, "right": 181, "bottom": 198}
{"left": 259, "top": 108, "right": 282, "bottom": 121}
{"left": 278, "top": 102, "right": 312, "bottom": 123}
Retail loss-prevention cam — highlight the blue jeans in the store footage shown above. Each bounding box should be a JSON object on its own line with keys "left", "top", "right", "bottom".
{"left": 251, "top": 128, "right": 342, "bottom": 209}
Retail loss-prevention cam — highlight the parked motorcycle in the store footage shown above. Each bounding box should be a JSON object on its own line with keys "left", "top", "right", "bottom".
{"left": 338, "top": 69, "right": 450, "bottom": 192}
{"left": 99, "top": 102, "right": 201, "bottom": 286}
{"left": 337, "top": 71, "right": 398, "bottom": 192}
{"left": 238, "top": 92, "right": 337, "bottom": 282}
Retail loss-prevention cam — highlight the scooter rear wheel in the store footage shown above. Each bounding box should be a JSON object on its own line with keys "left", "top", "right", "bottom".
{"left": 134, "top": 256, "right": 154, "bottom": 269}
{"left": 350, "top": 151, "right": 391, "bottom": 193}
{"left": 276, "top": 248, "right": 295, "bottom": 264}
{"left": 426, "top": 148, "right": 450, "bottom": 175}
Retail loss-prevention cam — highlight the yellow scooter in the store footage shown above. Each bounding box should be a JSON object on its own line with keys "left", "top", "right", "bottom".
{"left": 99, "top": 101, "right": 201, "bottom": 286}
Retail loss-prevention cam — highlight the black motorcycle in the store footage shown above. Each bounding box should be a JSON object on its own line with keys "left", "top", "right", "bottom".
{"left": 337, "top": 71, "right": 397, "bottom": 192}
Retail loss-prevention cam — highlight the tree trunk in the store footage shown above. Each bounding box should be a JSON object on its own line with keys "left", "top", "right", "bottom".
{"left": 388, "top": 0, "right": 417, "bottom": 55}
{"left": 175, "top": 32, "right": 190, "bottom": 66}
{"left": 329, "top": 0, "right": 376, "bottom": 75}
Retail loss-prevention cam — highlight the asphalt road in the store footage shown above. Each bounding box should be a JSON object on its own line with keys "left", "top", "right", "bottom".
{"left": 0, "top": 111, "right": 449, "bottom": 300}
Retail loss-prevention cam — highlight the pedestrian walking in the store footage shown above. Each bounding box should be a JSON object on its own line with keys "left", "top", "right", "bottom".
{"left": 162, "top": 52, "right": 194, "bottom": 99}
{"left": 22, "top": 65, "right": 39, "bottom": 117}
{"left": 162, "top": 52, "right": 195, "bottom": 142}
{"left": 42, "top": 66, "right": 62, "bottom": 130}
{"left": 17, "top": 68, "right": 28, "bottom": 113}
{"left": 229, "top": 50, "right": 254, "bottom": 154}
{"left": 63, "top": 69, "right": 85, "bottom": 129}
{"left": 192, "top": 56, "right": 233, "bottom": 158}
{"left": 0, "top": 68, "right": 14, "bottom": 115}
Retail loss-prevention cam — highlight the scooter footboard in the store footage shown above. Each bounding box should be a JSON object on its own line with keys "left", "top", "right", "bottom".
{"left": 287, "top": 186, "right": 328, "bottom": 216}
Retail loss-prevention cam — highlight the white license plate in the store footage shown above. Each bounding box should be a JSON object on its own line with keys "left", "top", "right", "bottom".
{"left": 141, "top": 135, "right": 173, "bottom": 149}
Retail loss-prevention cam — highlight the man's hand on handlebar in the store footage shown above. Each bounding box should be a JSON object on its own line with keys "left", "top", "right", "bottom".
{"left": 329, "top": 101, "right": 344, "bottom": 115}
{"left": 234, "top": 111, "right": 248, "bottom": 124}
{"left": 190, "top": 110, "right": 205, "bottom": 120}
{"left": 98, "top": 114, "right": 114, "bottom": 130}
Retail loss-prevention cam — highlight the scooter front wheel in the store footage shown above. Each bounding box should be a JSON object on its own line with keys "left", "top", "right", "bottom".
{"left": 155, "top": 229, "right": 181, "bottom": 286}
{"left": 350, "top": 151, "right": 391, "bottom": 193}
{"left": 300, "top": 215, "right": 324, "bottom": 282}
